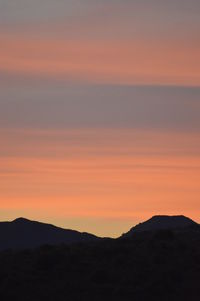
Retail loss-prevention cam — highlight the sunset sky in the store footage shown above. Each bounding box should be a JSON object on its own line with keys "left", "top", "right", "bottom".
{"left": 0, "top": 0, "right": 200, "bottom": 237}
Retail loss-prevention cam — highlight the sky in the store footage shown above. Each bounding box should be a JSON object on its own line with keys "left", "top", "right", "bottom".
{"left": 0, "top": 0, "right": 200, "bottom": 237}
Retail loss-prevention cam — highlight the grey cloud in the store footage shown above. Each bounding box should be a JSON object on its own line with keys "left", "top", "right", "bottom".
{"left": 0, "top": 81, "right": 200, "bottom": 131}
{"left": 0, "top": 0, "right": 199, "bottom": 37}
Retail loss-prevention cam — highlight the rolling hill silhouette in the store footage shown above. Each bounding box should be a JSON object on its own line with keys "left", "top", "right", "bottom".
{"left": 122, "top": 215, "right": 197, "bottom": 237}
{"left": 0, "top": 215, "right": 198, "bottom": 250}
{"left": 0, "top": 215, "right": 200, "bottom": 300}
{"left": 0, "top": 217, "right": 99, "bottom": 250}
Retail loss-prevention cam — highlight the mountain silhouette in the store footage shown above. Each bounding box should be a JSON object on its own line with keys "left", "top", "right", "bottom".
{"left": 0, "top": 215, "right": 199, "bottom": 250}
{"left": 0, "top": 215, "right": 200, "bottom": 300}
{"left": 0, "top": 217, "right": 100, "bottom": 250}
{"left": 122, "top": 215, "right": 198, "bottom": 237}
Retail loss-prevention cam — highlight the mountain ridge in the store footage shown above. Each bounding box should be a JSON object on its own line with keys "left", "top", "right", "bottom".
{"left": 0, "top": 215, "right": 199, "bottom": 250}
{"left": 0, "top": 217, "right": 100, "bottom": 250}
{"left": 1, "top": 215, "right": 200, "bottom": 300}
{"left": 122, "top": 214, "right": 198, "bottom": 238}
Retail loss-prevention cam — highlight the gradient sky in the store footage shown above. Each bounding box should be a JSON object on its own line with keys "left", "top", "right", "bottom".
{"left": 0, "top": 1, "right": 200, "bottom": 237}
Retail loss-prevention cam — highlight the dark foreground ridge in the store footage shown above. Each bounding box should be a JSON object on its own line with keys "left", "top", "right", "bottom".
{"left": 0, "top": 217, "right": 100, "bottom": 250}
{"left": 0, "top": 215, "right": 200, "bottom": 300}
{"left": 0, "top": 215, "right": 197, "bottom": 250}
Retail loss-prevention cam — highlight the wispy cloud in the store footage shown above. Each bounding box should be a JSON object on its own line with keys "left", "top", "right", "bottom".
{"left": 0, "top": 128, "right": 200, "bottom": 236}
{"left": 0, "top": 34, "right": 199, "bottom": 85}
{"left": 1, "top": 0, "right": 200, "bottom": 236}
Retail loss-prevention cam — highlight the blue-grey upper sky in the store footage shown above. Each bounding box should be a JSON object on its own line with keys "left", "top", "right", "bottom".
{"left": 1, "top": 0, "right": 200, "bottom": 39}
{"left": 0, "top": 0, "right": 199, "bottom": 130}
{"left": 0, "top": 79, "right": 200, "bottom": 131}
{"left": 0, "top": 0, "right": 199, "bottom": 86}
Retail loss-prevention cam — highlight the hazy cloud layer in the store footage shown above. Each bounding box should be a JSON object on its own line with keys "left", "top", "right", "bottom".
{"left": 0, "top": 1, "right": 199, "bottom": 85}
{"left": 0, "top": 83, "right": 200, "bottom": 130}
{"left": 1, "top": 128, "right": 200, "bottom": 236}
{"left": 0, "top": 0, "right": 200, "bottom": 236}
{"left": 1, "top": 1, "right": 200, "bottom": 28}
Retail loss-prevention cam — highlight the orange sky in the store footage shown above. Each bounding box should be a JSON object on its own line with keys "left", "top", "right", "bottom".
{"left": 0, "top": 1, "right": 200, "bottom": 236}
{"left": 0, "top": 35, "right": 200, "bottom": 86}
{"left": 1, "top": 129, "right": 200, "bottom": 237}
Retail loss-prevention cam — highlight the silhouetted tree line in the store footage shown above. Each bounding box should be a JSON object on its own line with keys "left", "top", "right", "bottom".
{"left": 0, "top": 228, "right": 200, "bottom": 301}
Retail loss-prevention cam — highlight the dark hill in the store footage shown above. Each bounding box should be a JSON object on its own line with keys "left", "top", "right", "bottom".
{"left": 1, "top": 226, "right": 200, "bottom": 300}
{"left": 0, "top": 217, "right": 100, "bottom": 250}
{"left": 0, "top": 216, "right": 200, "bottom": 300}
{"left": 122, "top": 215, "right": 197, "bottom": 238}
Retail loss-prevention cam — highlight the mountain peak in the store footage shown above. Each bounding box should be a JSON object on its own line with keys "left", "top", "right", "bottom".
{"left": 13, "top": 217, "right": 31, "bottom": 223}
{"left": 149, "top": 215, "right": 193, "bottom": 223}
{"left": 123, "top": 215, "right": 197, "bottom": 237}
{"left": 0, "top": 217, "right": 99, "bottom": 250}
